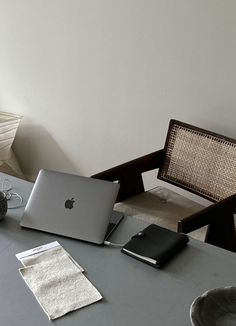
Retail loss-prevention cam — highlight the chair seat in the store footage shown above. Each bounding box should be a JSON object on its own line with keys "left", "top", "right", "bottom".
{"left": 115, "top": 186, "right": 208, "bottom": 242}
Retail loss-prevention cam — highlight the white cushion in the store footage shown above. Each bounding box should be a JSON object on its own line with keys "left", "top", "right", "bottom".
{"left": 115, "top": 186, "right": 207, "bottom": 242}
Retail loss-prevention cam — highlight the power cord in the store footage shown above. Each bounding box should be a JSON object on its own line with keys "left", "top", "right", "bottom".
{"left": 1, "top": 178, "right": 23, "bottom": 209}
{"left": 103, "top": 241, "right": 124, "bottom": 248}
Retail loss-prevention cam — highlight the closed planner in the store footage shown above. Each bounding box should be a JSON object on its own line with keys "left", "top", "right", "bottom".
{"left": 121, "top": 224, "right": 189, "bottom": 268}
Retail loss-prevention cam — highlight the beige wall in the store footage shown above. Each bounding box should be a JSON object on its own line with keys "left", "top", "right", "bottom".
{"left": 0, "top": 1, "right": 236, "bottom": 188}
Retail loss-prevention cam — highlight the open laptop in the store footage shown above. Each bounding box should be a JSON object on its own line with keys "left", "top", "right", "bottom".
{"left": 20, "top": 169, "right": 124, "bottom": 244}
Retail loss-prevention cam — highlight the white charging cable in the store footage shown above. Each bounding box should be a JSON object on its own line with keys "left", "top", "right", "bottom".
{"left": 103, "top": 241, "right": 124, "bottom": 248}
{"left": 1, "top": 178, "right": 23, "bottom": 209}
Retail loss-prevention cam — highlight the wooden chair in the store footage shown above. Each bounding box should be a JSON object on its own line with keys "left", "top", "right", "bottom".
{"left": 92, "top": 120, "right": 236, "bottom": 252}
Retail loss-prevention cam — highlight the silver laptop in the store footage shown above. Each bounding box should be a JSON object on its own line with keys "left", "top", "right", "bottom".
{"left": 20, "top": 169, "right": 124, "bottom": 244}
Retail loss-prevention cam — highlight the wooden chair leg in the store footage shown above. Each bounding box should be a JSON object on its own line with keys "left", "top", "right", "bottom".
{"left": 205, "top": 214, "right": 236, "bottom": 252}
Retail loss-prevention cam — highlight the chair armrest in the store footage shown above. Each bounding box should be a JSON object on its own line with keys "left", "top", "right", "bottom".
{"left": 91, "top": 149, "right": 165, "bottom": 201}
{"left": 178, "top": 194, "right": 236, "bottom": 232}
{"left": 178, "top": 194, "right": 236, "bottom": 252}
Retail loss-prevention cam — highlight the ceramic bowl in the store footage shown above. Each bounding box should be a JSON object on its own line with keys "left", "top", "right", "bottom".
{"left": 190, "top": 286, "right": 236, "bottom": 326}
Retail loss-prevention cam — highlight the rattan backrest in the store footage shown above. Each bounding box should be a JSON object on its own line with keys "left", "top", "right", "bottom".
{"left": 158, "top": 120, "right": 236, "bottom": 202}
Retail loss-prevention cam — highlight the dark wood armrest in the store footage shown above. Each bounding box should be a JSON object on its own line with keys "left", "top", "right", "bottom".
{"left": 178, "top": 194, "right": 236, "bottom": 252}
{"left": 91, "top": 149, "right": 165, "bottom": 202}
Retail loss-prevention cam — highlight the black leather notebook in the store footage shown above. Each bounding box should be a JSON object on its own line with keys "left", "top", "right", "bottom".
{"left": 121, "top": 224, "right": 189, "bottom": 268}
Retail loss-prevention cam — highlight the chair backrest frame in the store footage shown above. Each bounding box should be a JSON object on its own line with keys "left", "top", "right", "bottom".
{"left": 158, "top": 119, "right": 236, "bottom": 202}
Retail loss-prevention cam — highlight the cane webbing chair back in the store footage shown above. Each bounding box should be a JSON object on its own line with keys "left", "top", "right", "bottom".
{"left": 158, "top": 120, "right": 236, "bottom": 202}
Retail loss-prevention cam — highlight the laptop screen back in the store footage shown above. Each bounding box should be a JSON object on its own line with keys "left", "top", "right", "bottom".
{"left": 20, "top": 169, "right": 120, "bottom": 244}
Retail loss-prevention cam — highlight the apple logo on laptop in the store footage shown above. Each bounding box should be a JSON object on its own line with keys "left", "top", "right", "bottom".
{"left": 65, "top": 198, "right": 75, "bottom": 209}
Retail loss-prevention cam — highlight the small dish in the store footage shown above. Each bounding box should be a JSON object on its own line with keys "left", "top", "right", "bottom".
{"left": 190, "top": 286, "right": 236, "bottom": 326}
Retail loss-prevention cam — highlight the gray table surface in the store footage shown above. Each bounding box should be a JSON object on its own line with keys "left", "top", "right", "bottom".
{"left": 0, "top": 172, "right": 235, "bottom": 326}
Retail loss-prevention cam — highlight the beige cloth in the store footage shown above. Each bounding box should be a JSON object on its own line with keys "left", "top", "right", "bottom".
{"left": 19, "top": 247, "right": 102, "bottom": 320}
{"left": 115, "top": 186, "right": 208, "bottom": 242}
{"left": 20, "top": 246, "right": 84, "bottom": 272}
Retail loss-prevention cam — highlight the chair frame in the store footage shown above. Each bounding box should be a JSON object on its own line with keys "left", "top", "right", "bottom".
{"left": 159, "top": 119, "right": 236, "bottom": 202}
{"left": 92, "top": 120, "right": 236, "bottom": 252}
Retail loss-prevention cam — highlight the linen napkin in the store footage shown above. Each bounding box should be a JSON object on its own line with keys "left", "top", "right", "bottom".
{"left": 17, "top": 242, "right": 102, "bottom": 320}
{"left": 19, "top": 245, "right": 84, "bottom": 272}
